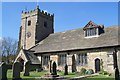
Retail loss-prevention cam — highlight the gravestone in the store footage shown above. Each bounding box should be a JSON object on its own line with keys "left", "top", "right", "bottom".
{"left": 49, "top": 60, "right": 52, "bottom": 74}
{"left": 44, "top": 61, "right": 59, "bottom": 77}
{"left": 52, "top": 61, "right": 57, "bottom": 75}
{"left": 72, "top": 55, "right": 76, "bottom": 72}
{"left": 51, "top": 61, "right": 59, "bottom": 77}
{"left": 64, "top": 64, "right": 68, "bottom": 75}
{"left": 115, "top": 68, "right": 119, "bottom": 80}
{"left": 23, "top": 61, "right": 30, "bottom": 76}
{"left": 12, "top": 62, "right": 22, "bottom": 80}
{"left": 0, "top": 62, "right": 7, "bottom": 80}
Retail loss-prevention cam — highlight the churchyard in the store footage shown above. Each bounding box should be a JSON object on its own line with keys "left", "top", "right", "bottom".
{"left": 6, "top": 69, "right": 115, "bottom": 80}
{"left": 0, "top": 62, "right": 116, "bottom": 80}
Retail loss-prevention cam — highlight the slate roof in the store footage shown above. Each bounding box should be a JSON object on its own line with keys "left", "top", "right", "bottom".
{"left": 24, "top": 50, "right": 40, "bottom": 64}
{"left": 30, "top": 26, "right": 120, "bottom": 53}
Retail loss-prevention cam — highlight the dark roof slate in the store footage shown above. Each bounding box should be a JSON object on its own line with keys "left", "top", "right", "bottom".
{"left": 24, "top": 50, "right": 40, "bottom": 64}
{"left": 30, "top": 26, "right": 120, "bottom": 53}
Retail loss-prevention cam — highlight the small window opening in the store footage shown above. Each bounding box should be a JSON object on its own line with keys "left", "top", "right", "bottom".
{"left": 44, "top": 21, "right": 47, "bottom": 27}
{"left": 28, "top": 20, "right": 31, "bottom": 26}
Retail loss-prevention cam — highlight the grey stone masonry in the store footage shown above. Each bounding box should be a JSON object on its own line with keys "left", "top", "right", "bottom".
{"left": 19, "top": 6, "right": 54, "bottom": 50}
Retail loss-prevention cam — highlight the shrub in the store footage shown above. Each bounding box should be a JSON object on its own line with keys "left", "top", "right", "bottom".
{"left": 80, "top": 68, "right": 86, "bottom": 75}
{"left": 99, "top": 71, "right": 103, "bottom": 74}
{"left": 99, "top": 70, "right": 109, "bottom": 75}
{"left": 103, "top": 71, "right": 109, "bottom": 75}
{"left": 85, "top": 69, "right": 94, "bottom": 75}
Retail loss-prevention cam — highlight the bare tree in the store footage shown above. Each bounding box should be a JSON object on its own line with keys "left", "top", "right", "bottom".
{"left": 0, "top": 37, "right": 18, "bottom": 64}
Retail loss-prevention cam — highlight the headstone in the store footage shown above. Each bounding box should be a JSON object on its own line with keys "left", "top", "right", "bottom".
{"left": 12, "top": 62, "right": 22, "bottom": 80}
{"left": 49, "top": 60, "right": 52, "bottom": 74}
{"left": 44, "top": 61, "right": 59, "bottom": 77}
{"left": 0, "top": 62, "right": 7, "bottom": 80}
{"left": 52, "top": 61, "right": 57, "bottom": 75}
{"left": 23, "top": 61, "right": 30, "bottom": 76}
{"left": 115, "top": 68, "right": 119, "bottom": 80}
{"left": 72, "top": 55, "right": 76, "bottom": 72}
{"left": 64, "top": 64, "right": 68, "bottom": 75}
{"left": 113, "top": 49, "right": 120, "bottom": 80}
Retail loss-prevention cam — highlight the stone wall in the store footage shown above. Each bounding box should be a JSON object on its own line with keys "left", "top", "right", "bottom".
{"left": 117, "top": 50, "right": 120, "bottom": 71}
{"left": 87, "top": 51, "right": 114, "bottom": 73}
{"left": 50, "top": 55, "right": 58, "bottom": 66}
{"left": 20, "top": 10, "right": 37, "bottom": 49}
{"left": 36, "top": 12, "right": 54, "bottom": 43}
{"left": 39, "top": 48, "right": 116, "bottom": 73}
{"left": 20, "top": 7, "right": 54, "bottom": 50}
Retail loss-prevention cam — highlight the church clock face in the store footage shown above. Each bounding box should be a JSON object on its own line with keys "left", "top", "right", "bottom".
{"left": 27, "top": 31, "right": 31, "bottom": 38}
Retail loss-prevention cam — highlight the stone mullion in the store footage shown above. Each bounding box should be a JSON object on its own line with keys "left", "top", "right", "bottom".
{"left": 80, "top": 54, "right": 82, "bottom": 66}
{"left": 76, "top": 54, "right": 79, "bottom": 65}
{"left": 85, "top": 54, "right": 87, "bottom": 64}
{"left": 82, "top": 54, "right": 84, "bottom": 65}
{"left": 83, "top": 54, "right": 85, "bottom": 65}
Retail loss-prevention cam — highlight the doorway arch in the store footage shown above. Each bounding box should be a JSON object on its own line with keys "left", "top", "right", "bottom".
{"left": 95, "top": 58, "right": 100, "bottom": 73}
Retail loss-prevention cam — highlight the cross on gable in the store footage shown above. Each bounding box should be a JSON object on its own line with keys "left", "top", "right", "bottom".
{"left": 83, "top": 21, "right": 99, "bottom": 30}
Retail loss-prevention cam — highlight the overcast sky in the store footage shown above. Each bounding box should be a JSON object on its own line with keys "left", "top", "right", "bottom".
{"left": 2, "top": 2, "right": 118, "bottom": 40}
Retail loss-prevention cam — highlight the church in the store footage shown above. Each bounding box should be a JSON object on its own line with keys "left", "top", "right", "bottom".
{"left": 15, "top": 6, "right": 120, "bottom": 73}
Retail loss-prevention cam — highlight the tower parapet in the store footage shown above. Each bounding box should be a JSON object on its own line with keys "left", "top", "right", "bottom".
{"left": 21, "top": 6, "right": 54, "bottom": 21}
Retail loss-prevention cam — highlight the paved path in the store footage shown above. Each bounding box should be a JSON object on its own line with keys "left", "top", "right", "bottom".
{"left": 35, "top": 73, "right": 99, "bottom": 80}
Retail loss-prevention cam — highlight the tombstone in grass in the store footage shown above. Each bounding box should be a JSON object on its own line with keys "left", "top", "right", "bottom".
{"left": 52, "top": 61, "right": 59, "bottom": 77}
{"left": 72, "top": 55, "right": 76, "bottom": 72}
{"left": 23, "top": 61, "right": 30, "bottom": 76}
{"left": 12, "top": 62, "right": 22, "bottom": 80}
{"left": 49, "top": 60, "right": 52, "bottom": 74}
{"left": 113, "top": 49, "right": 120, "bottom": 80}
{"left": 52, "top": 61, "right": 57, "bottom": 75}
{"left": 0, "top": 62, "right": 7, "bottom": 80}
{"left": 64, "top": 64, "right": 68, "bottom": 75}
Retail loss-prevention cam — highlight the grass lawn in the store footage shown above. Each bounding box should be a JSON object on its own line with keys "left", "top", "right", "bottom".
{"left": 7, "top": 69, "right": 115, "bottom": 80}
{"left": 7, "top": 70, "right": 82, "bottom": 79}
{"left": 7, "top": 70, "right": 48, "bottom": 79}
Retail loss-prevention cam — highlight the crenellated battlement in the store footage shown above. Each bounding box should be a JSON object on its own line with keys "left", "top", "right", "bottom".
{"left": 21, "top": 6, "right": 54, "bottom": 19}
{"left": 40, "top": 10, "right": 54, "bottom": 17}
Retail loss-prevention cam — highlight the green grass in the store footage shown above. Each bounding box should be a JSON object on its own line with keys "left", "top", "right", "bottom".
{"left": 7, "top": 69, "right": 115, "bottom": 80}
{"left": 58, "top": 71, "right": 82, "bottom": 78}
{"left": 7, "top": 70, "right": 81, "bottom": 79}
{"left": 7, "top": 70, "right": 48, "bottom": 79}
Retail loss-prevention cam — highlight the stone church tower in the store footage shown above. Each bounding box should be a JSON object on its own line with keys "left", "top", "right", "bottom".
{"left": 19, "top": 6, "right": 54, "bottom": 50}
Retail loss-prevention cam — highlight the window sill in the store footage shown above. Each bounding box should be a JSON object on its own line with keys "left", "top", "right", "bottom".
{"left": 84, "top": 35, "right": 99, "bottom": 38}
{"left": 76, "top": 64, "right": 88, "bottom": 66}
